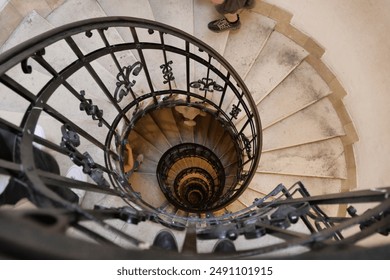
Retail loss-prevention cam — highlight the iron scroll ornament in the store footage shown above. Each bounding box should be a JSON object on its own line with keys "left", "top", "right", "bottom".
{"left": 114, "top": 62, "right": 143, "bottom": 103}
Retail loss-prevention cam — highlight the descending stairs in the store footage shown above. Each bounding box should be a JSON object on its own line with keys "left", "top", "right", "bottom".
{"left": 0, "top": 0, "right": 361, "bottom": 256}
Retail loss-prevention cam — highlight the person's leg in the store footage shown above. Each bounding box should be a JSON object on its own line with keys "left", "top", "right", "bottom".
{"left": 0, "top": 125, "right": 79, "bottom": 206}
{"left": 124, "top": 143, "right": 143, "bottom": 179}
{"left": 208, "top": 0, "right": 243, "bottom": 32}
{"left": 124, "top": 143, "right": 134, "bottom": 174}
{"left": 33, "top": 143, "right": 79, "bottom": 204}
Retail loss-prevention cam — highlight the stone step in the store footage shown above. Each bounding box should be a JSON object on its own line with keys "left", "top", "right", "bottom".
{"left": 193, "top": 113, "right": 211, "bottom": 147}
{"left": 203, "top": 114, "right": 228, "bottom": 151}
{"left": 0, "top": 10, "right": 128, "bottom": 120}
{"left": 97, "top": 0, "right": 168, "bottom": 95}
{"left": 192, "top": 0, "right": 228, "bottom": 96}
{"left": 225, "top": 199, "right": 247, "bottom": 213}
{"left": 137, "top": 158, "right": 158, "bottom": 175}
{"left": 47, "top": 0, "right": 107, "bottom": 25}
{"left": 244, "top": 31, "right": 308, "bottom": 104}
{"left": 222, "top": 10, "right": 275, "bottom": 79}
{"left": 171, "top": 107, "right": 195, "bottom": 143}
{"left": 249, "top": 173, "right": 343, "bottom": 217}
{"left": 128, "top": 130, "right": 164, "bottom": 163}
{"left": 262, "top": 97, "right": 345, "bottom": 151}
{"left": 96, "top": 0, "right": 163, "bottom": 92}
{"left": 150, "top": 108, "right": 183, "bottom": 146}
{"left": 148, "top": 0, "right": 195, "bottom": 90}
{"left": 193, "top": 0, "right": 228, "bottom": 55}
{"left": 167, "top": 158, "right": 217, "bottom": 182}
{"left": 97, "top": 0, "right": 154, "bottom": 20}
{"left": 258, "top": 138, "right": 348, "bottom": 179}
{"left": 134, "top": 113, "right": 172, "bottom": 152}
{"left": 10, "top": 0, "right": 64, "bottom": 18}
{"left": 47, "top": 0, "right": 139, "bottom": 79}
{"left": 217, "top": 133, "right": 238, "bottom": 166}
{"left": 149, "top": 0, "right": 194, "bottom": 35}
{"left": 129, "top": 172, "right": 166, "bottom": 207}
{"left": 0, "top": 68, "right": 49, "bottom": 113}
{"left": 68, "top": 219, "right": 138, "bottom": 249}
{"left": 0, "top": 1, "right": 22, "bottom": 47}
{"left": 250, "top": 173, "right": 342, "bottom": 198}
{"left": 258, "top": 61, "right": 332, "bottom": 129}
{"left": 1, "top": 10, "right": 51, "bottom": 53}
{"left": 237, "top": 187, "right": 266, "bottom": 207}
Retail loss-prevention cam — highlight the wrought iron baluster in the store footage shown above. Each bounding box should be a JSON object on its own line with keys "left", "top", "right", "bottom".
{"left": 218, "top": 72, "right": 230, "bottom": 114}
{"left": 64, "top": 37, "right": 129, "bottom": 122}
{"left": 37, "top": 169, "right": 119, "bottom": 196}
{"left": 185, "top": 41, "right": 191, "bottom": 103}
{"left": 129, "top": 27, "right": 157, "bottom": 104}
{"left": 159, "top": 31, "right": 175, "bottom": 91}
{"left": 97, "top": 28, "right": 143, "bottom": 111}
{"left": 0, "top": 74, "right": 37, "bottom": 103}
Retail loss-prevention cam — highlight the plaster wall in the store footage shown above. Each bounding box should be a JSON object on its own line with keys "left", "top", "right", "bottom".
{"left": 265, "top": 0, "right": 390, "bottom": 189}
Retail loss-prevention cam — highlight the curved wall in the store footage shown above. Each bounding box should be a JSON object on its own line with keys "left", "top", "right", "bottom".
{"left": 265, "top": 0, "right": 390, "bottom": 189}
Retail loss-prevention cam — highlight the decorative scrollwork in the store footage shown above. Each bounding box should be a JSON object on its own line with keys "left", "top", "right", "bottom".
{"left": 240, "top": 133, "right": 252, "bottom": 159}
{"left": 229, "top": 104, "right": 241, "bottom": 119}
{"left": 79, "top": 90, "right": 104, "bottom": 127}
{"left": 60, "top": 124, "right": 109, "bottom": 188}
{"left": 85, "top": 30, "right": 93, "bottom": 38}
{"left": 114, "top": 62, "right": 143, "bottom": 103}
{"left": 189, "top": 78, "right": 223, "bottom": 92}
{"left": 21, "top": 59, "right": 32, "bottom": 74}
{"left": 21, "top": 48, "right": 46, "bottom": 74}
{"left": 239, "top": 171, "right": 249, "bottom": 183}
{"left": 160, "top": 60, "right": 175, "bottom": 84}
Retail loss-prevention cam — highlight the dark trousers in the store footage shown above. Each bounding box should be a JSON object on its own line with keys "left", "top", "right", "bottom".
{"left": 0, "top": 125, "right": 79, "bottom": 206}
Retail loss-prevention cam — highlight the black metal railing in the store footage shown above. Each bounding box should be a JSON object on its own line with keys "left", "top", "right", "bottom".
{"left": 156, "top": 143, "right": 227, "bottom": 212}
{"left": 0, "top": 17, "right": 261, "bottom": 213}
{"left": 0, "top": 17, "right": 389, "bottom": 259}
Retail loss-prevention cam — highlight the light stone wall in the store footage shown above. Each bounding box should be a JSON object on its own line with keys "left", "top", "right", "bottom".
{"left": 264, "top": 0, "right": 390, "bottom": 189}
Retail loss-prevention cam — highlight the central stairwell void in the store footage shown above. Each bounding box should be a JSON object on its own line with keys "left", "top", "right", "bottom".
{"left": 0, "top": 13, "right": 389, "bottom": 258}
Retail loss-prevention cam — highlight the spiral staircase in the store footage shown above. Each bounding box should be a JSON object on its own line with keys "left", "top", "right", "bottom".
{"left": 0, "top": 0, "right": 389, "bottom": 259}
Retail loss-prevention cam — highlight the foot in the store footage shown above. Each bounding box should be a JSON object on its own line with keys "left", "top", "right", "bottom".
{"left": 33, "top": 125, "right": 46, "bottom": 150}
{"left": 136, "top": 154, "right": 144, "bottom": 165}
{"left": 133, "top": 154, "right": 144, "bottom": 172}
{"left": 208, "top": 17, "right": 241, "bottom": 33}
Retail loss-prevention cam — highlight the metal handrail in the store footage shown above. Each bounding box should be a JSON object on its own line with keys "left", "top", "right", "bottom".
{"left": 0, "top": 17, "right": 261, "bottom": 223}
{"left": 1, "top": 17, "right": 388, "bottom": 259}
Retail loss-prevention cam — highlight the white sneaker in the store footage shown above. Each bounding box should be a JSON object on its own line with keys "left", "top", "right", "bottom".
{"left": 66, "top": 165, "right": 87, "bottom": 200}
{"left": 0, "top": 174, "right": 10, "bottom": 195}
{"left": 33, "top": 124, "right": 45, "bottom": 150}
{"left": 66, "top": 165, "right": 87, "bottom": 182}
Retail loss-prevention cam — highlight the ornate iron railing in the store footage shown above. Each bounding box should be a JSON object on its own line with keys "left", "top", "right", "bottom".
{"left": 0, "top": 17, "right": 261, "bottom": 213}
{"left": 0, "top": 17, "right": 389, "bottom": 259}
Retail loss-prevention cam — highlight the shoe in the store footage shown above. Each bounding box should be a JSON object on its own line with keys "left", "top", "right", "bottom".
{"left": 33, "top": 125, "right": 45, "bottom": 150}
{"left": 66, "top": 165, "right": 87, "bottom": 182}
{"left": 208, "top": 17, "right": 241, "bottom": 33}
{"left": 66, "top": 165, "right": 87, "bottom": 200}
{"left": 153, "top": 230, "right": 178, "bottom": 251}
{"left": 213, "top": 239, "right": 236, "bottom": 253}
{"left": 0, "top": 175, "right": 10, "bottom": 195}
{"left": 136, "top": 154, "right": 144, "bottom": 164}
{"left": 133, "top": 154, "right": 144, "bottom": 172}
